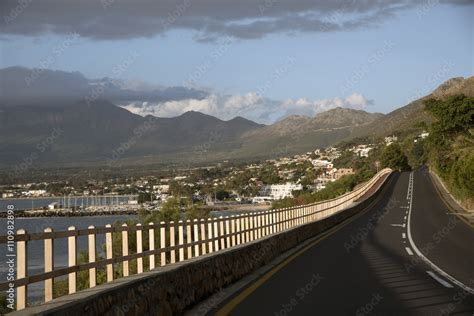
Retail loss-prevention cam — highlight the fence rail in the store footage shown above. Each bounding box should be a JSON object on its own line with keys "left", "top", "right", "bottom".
{"left": 1, "top": 168, "right": 391, "bottom": 310}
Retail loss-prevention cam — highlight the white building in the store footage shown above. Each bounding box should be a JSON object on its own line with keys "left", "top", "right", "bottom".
{"left": 359, "top": 147, "right": 373, "bottom": 157}
{"left": 153, "top": 185, "right": 169, "bottom": 193}
{"left": 25, "top": 190, "right": 47, "bottom": 197}
{"left": 385, "top": 135, "right": 398, "bottom": 146}
{"left": 311, "top": 159, "right": 333, "bottom": 169}
{"left": 260, "top": 183, "right": 303, "bottom": 200}
{"left": 414, "top": 131, "right": 430, "bottom": 143}
{"left": 48, "top": 202, "right": 61, "bottom": 210}
{"left": 420, "top": 131, "right": 429, "bottom": 139}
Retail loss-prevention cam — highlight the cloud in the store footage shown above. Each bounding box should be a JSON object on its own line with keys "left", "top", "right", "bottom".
{"left": 0, "top": 66, "right": 209, "bottom": 103}
{"left": 1, "top": 0, "right": 470, "bottom": 41}
{"left": 120, "top": 92, "right": 373, "bottom": 124}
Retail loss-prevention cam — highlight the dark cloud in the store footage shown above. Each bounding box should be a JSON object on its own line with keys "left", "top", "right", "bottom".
{"left": 0, "top": 66, "right": 208, "bottom": 104}
{"left": 0, "top": 0, "right": 471, "bottom": 41}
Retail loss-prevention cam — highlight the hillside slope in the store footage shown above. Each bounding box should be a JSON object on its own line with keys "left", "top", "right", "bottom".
{"left": 236, "top": 107, "right": 384, "bottom": 158}
{"left": 350, "top": 76, "right": 474, "bottom": 139}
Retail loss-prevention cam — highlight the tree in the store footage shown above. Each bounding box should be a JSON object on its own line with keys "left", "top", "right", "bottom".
{"left": 138, "top": 192, "right": 152, "bottom": 204}
{"left": 215, "top": 189, "right": 230, "bottom": 201}
{"left": 422, "top": 95, "right": 474, "bottom": 208}
{"left": 424, "top": 95, "right": 474, "bottom": 139}
{"left": 380, "top": 143, "right": 410, "bottom": 171}
{"left": 157, "top": 198, "right": 181, "bottom": 222}
{"left": 259, "top": 165, "right": 280, "bottom": 184}
{"left": 185, "top": 202, "right": 210, "bottom": 220}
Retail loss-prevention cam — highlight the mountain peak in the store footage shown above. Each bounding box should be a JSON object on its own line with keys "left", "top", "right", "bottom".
{"left": 228, "top": 116, "right": 264, "bottom": 126}
{"left": 431, "top": 76, "right": 474, "bottom": 99}
{"left": 317, "top": 107, "right": 371, "bottom": 116}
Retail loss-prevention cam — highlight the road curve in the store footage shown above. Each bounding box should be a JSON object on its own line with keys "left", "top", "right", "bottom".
{"left": 213, "top": 170, "right": 474, "bottom": 315}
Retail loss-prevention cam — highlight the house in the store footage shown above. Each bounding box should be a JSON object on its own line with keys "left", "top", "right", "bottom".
{"left": 332, "top": 168, "right": 355, "bottom": 180}
{"left": 259, "top": 183, "right": 303, "bottom": 200}
{"left": 311, "top": 159, "right": 332, "bottom": 169}
{"left": 414, "top": 131, "right": 430, "bottom": 143}
{"left": 385, "top": 135, "right": 398, "bottom": 146}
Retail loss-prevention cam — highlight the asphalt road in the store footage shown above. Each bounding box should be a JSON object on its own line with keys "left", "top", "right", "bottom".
{"left": 215, "top": 170, "right": 474, "bottom": 315}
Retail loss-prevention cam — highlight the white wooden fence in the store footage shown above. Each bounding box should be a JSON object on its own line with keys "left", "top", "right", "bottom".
{"left": 0, "top": 168, "right": 391, "bottom": 310}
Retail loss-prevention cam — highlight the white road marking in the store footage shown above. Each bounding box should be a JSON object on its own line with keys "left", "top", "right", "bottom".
{"left": 406, "top": 172, "right": 474, "bottom": 294}
{"left": 390, "top": 224, "right": 404, "bottom": 227}
{"left": 427, "top": 271, "right": 453, "bottom": 288}
{"left": 405, "top": 247, "right": 414, "bottom": 255}
{"left": 404, "top": 216, "right": 407, "bottom": 220}
{"left": 402, "top": 233, "right": 406, "bottom": 239}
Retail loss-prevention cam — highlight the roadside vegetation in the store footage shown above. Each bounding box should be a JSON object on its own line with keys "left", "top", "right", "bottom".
{"left": 422, "top": 95, "right": 474, "bottom": 208}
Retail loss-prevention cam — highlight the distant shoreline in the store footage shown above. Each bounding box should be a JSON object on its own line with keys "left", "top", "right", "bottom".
{"left": 0, "top": 209, "right": 139, "bottom": 218}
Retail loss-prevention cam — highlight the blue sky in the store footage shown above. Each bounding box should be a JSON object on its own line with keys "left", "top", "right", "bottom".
{"left": 1, "top": 1, "right": 472, "bottom": 121}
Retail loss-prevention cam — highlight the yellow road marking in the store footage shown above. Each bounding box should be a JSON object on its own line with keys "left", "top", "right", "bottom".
{"left": 216, "top": 174, "right": 394, "bottom": 315}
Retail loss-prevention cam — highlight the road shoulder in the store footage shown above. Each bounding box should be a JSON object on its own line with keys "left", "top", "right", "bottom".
{"left": 429, "top": 170, "right": 474, "bottom": 227}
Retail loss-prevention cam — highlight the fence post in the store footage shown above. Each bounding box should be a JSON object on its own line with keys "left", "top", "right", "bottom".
{"left": 272, "top": 210, "right": 278, "bottom": 234}
{"left": 213, "top": 218, "right": 219, "bottom": 251}
{"left": 170, "top": 221, "right": 176, "bottom": 264}
{"left": 122, "top": 223, "right": 129, "bottom": 277}
{"left": 88, "top": 225, "right": 96, "bottom": 288}
{"left": 219, "top": 217, "right": 225, "bottom": 250}
{"left": 149, "top": 222, "right": 155, "bottom": 270}
{"left": 193, "top": 219, "right": 200, "bottom": 257}
{"left": 293, "top": 208, "right": 297, "bottom": 227}
{"left": 236, "top": 216, "right": 241, "bottom": 245}
{"left": 178, "top": 220, "right": 185, "bottom": 262}
{"left": 281, "top": 209, "right": 285, "bottom": 230}
{"left": 186, "top": 220, "right": 192, "bottom": 259}
{"left": 243, "top": 215, "right": 248, "bottom": 244}
{"left": 105, "top": 224, "right": 113, "bottom": 282}
{"left": 249, "top": 213, "right": 254, "bottom": 241}
{"left": 16, "top": 229, "right": 27, "bottom": 310}
{"left": 136, "top": 223, "right": 143, "bottom": 273}
{"left": 225, "top": 216, "right": 231, "bottom": 247}
{"left": 264, "top": 211, "right": 268, "bottom": 235}
{"left": 287, "top": 208, "right": 291, "bottom": 229}
{"left": 160, "top": 222, "right": 166, "bottom": 266}
{"left": 245, "top": 215, "right": 250, "bottom": 242}
{"left": 68, "top": 226, "right": 77, "bottom": 294}
{"left": 271, "top": 211, "right": 275, "bottom": 234}
{"left": 257, "top": 213, "right": 262, "bottom": 239}
{"left": 265, "top": 211, "right": 271, "bottom": 236}
{"left": 208, "top": 219, "right": 214, "bottom": 253}
{"left": 200, "top": 219, "right": 206, "bottom": 255}
{"left": 231, "top": 216, "right": 236, "bottom": 246}
{"left": 277, "top": 210, "right": 282, "bottom": 232}
{"left": 44, "top": 227, "right": 54, "bottom": 303}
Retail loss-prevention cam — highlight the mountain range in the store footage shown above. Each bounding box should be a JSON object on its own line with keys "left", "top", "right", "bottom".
{"left": 0, "top": 66, "right": 472, "bottom": 170}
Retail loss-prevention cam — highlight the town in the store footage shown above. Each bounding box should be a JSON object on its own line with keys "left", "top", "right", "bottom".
{"left": 0, "top": 133, "right": 429, "bottom": 214}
